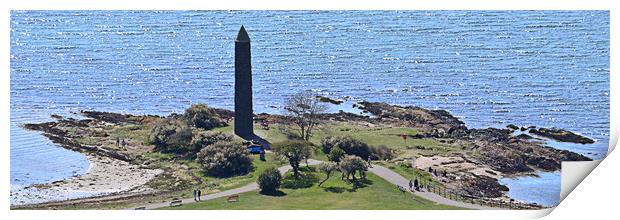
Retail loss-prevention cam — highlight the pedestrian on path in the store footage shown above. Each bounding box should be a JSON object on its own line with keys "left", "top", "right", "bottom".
{"left": 198, "top": 190, "right": 202, "bottom": 201}
{"left": 408, "top": 179, "right": 413, "bottom": 191}
{"left": 367, "top": 156, "right": 373, "bottom": 168}
{"left": 193, "top": 190, "right": 197, "bottom": 201}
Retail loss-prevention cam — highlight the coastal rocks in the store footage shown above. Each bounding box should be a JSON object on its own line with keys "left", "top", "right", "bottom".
{"left": 81, "top": 110, "right": 161, "bottom": 125}
{"left": 471, "top": 136, "right": 591, "bottom": 175}
{"left": 358, "top": 101, "right": 466, "bottom": 133}
{"left": 478, "top": 150, "right": 533, "bottom": 174}
{"left": 553, "top": 147, "right": 592, "bottom": 162}
{"left": 316, "top": 95, "right": 344, "bottom": 105}
{"left": 506, "top": 124, "right": 519, "bottom": 130}
{"left": 525, "top": 156, "right": 559, "bottom": 171}
{"left": 528, "top": 127, "right": 595, "bottom": 144}
{"left": 23, "top": 120, "right": 134, "bottom": 162}
{"left": 514, "top": 133, "right": 534, "bottom": 140}
{"left": 466, "top": 128, "right": 513, "bottom": 142}
{"left": 458, "top": 173, "right": 509, "bottom": 198}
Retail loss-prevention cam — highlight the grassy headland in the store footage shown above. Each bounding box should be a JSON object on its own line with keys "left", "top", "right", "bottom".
{"left": 16, "top": 99, "right": 594, "bottom": 210}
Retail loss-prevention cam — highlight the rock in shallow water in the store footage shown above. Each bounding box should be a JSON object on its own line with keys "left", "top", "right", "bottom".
{"left": 528, "top": 127, "right": 595, "bottom": 144}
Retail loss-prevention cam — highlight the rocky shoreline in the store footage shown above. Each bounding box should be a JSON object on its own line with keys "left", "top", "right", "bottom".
{"left": 15, "top": 101, "right": 594, "bottom": 209}
{"left": 314, "top": 101, "right": 593, "bottom": 206}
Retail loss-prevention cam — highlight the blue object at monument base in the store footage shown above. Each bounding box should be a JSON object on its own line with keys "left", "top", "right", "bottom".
{"left": 247, "top": 145, "right": 262, "bottom": 154}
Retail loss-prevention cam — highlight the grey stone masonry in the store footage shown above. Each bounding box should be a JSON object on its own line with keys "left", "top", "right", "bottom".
{"left": 234, "top": 25, "right": 254, "bottom": 139}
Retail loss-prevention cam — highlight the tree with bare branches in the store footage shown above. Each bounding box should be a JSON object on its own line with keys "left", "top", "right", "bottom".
{"left": 284, "top": 91, "right": 328, "bottom": 141}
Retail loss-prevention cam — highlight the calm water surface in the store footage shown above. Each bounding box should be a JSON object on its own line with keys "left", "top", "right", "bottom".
{"left": 10, "top": 11, "right": 609, "bottom": 206}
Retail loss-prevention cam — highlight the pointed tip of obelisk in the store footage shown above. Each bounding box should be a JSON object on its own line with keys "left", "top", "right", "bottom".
{"left": 236, "top": 25, "right": 250, "bottom": 42}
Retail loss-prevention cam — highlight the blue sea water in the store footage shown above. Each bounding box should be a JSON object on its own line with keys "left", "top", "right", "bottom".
{"left": 10, "top": 11, "right": 609, "bottom": 206}
{"left": 499, "top": 171, "right": 561, "bottom": 207}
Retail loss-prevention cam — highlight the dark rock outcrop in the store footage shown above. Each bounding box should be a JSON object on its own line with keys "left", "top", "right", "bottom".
{"left": 459, "top": 174, "right": 509, "bottom": 198}
{"left": 529, "top": 127, "right": 595, "bottom": 144}
{"left": 81, "top": 111, "right": 160, "bottom": 125}
{"left": 358, "top": 101, "right": 467, "bottom": 134}
{"left": 316, "top": 95, "right": 344, "bottom": 105}
{"left": 506, "top": 124, "right": 519, "bottom": 130}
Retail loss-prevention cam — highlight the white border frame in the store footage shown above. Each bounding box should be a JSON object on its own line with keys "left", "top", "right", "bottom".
{"left": 2, "top": 1, "right": 617, "bottom": 220}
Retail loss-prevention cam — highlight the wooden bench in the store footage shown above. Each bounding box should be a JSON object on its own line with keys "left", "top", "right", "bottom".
{"left": 169, "top": 199, "right": 182, "bottom": 207}
{"left": 134, "top": 206, "right": 146, "bottom": 210}
{"left": 227, "top": 195, "right": 239, "bottom": 203}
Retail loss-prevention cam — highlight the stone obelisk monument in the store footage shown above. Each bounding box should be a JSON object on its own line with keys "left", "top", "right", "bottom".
{"left": 234, "top": 25, "right": 254, "bottom": 139}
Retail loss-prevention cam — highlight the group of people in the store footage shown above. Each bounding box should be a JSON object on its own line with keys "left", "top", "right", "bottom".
{"left": 116, "top": 137, "right": 127, "bottom": 148}
{"left": 408, "top": 178, "right": 420, "bottom": 192}
{"left": 405, "top": 166, "right": 448, "bottom": 193}
{"left": 193, "top": 189, "right": 202, "bottom": 201}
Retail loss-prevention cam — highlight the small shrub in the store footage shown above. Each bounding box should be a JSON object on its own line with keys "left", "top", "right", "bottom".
{"left": 257, "top": 167, "right": 282, "bottom": 193}
{"left": 149, "top": 119, "right": 192, "bottom": 153}
{"left": 369, "top": 145, "right": 395, "bottom": 160}
{"left": 321, "top": 136, "right": 371, "bottom": 159}
{"left": 196, "top": 141, "right": 252, "bottom": 177}
{"left": 281, "top": 170, "right": 319, "bottom": 189}
{"left": 184, "top": 104, "right": 227, "bottom": 130}
{"left": 190, "top": 131, "right": 233, "bottom": 152}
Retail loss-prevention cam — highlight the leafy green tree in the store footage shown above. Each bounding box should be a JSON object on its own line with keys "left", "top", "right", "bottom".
{"left": 149, "top": 119, "right": 192, "bottom": 153}
{"left": 339, "top": 155, "right": 368, "bottom": 181}
{"left": 327, "top": 147, "right": 345, "bottom": 164}
{"left": 318, "top": 162, "right": 337, "bottom": 187}
{"left": 273, "top": 140, "right": 313, "bottom": 179}
{"left": 257, "top": 167, "right": 282, "bottom": 193}
{"left": 184, "top": 103, "right": 226, "bottom": 130}
{"left": 196, "top": 141, "right": 252, "bottom": 177}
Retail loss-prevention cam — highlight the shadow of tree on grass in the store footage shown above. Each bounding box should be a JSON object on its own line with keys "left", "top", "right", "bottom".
{"left": 323, "top": 186, "right": 346, "bottom": 193}
{"left": 259, "top": 190, "right": 287, "bottom": 197}
{"left": 347, "top": 179, "right": 373, "bottom": 192}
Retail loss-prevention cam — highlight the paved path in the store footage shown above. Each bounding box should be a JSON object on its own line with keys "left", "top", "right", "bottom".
{"left": 132, "top": 160, "right": 322, "bottom": 210}
{"left": 367, "top": 164, "right": 498, "bottom": 210}
{"left": 132, "top": 159, "right": 495, "bottom": 210}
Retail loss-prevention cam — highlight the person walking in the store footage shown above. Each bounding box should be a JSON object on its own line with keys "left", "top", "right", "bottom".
{"left": 367, "top": 156, "right": 373, "bottom": 168}
{"left": 197, "top": 190, "right": 202, "bottom": 201}
{"left": 408, "top": 179, "right": 414, "bottom": 191}
{"left": 414, "top": 179, "right": 420, "bottom": 191}
{"left": 193, "top": 189, "right": 197, "bottom": 201}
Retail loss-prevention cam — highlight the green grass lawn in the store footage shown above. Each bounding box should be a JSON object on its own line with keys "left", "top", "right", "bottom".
{"left": 161, "top": 171, "right": 462, "bottom": 210}
{"left": 186, "top": 153, "right": 286, "bottom": 194}
{"left": 211, "top": 121, "right": 461, "bottom": 157}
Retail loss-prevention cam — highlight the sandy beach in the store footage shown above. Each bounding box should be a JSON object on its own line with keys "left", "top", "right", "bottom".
{"left": 11, "top": 154, "right": 163, "bottom": 206}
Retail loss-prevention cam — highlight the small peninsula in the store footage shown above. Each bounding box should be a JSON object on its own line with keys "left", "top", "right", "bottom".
{"left": 14, "top": 99, "right": 592, "bottom": 210}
